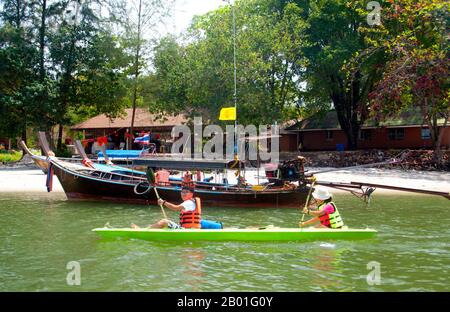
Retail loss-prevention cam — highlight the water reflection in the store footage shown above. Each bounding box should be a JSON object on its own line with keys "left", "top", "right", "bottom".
{"left": 1, "top": 193, "right": 450, "bottom": 291}
{"left": 309, "top": 244, "right": 350, "bottom": 291}
{"left": 179, "top": 248, "right": 206, "bottom": 291}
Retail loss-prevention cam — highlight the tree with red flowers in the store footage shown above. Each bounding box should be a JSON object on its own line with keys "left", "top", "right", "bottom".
{"left": 355, "top": 0, "right": 449, "bottom": 166}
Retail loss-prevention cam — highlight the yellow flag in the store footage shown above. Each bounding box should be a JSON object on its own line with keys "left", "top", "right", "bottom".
{"left": 219, "top": 107, "right": 236, "bottom": 121}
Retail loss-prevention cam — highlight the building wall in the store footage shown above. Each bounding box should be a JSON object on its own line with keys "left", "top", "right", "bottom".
{"left": 443, "top": 127, "right": 450, "bottom": 148}
{"left": 279, "top": 133, "right": 298, "bottom": 152}
{"left": 359, "top": 127, "right": 450, "bottom": 149}
{"left": 0, "top": 137, "right": 8, "bottom": 149}
{"left": 300, "top": 130, "right": 349, "bottom": 151}
{"left": 79, "top": 127, "right": 174, "bottom": 139}
{"left": 296, "top": 126, "right": 450, "bottom": 151}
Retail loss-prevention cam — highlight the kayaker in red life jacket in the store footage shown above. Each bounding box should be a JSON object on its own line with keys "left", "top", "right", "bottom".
{"left": 299, "top": 188, "right": 344, "bottom": 229}
{"left": 131, "top": 187, "right": 201, "bottom": 229}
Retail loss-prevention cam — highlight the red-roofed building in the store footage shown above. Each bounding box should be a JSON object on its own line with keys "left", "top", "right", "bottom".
{"left": 71, "top": 108, "right": 188, "bottom": 153}
{"left": 281, "top": 110, "right": 450, "bottom": 151}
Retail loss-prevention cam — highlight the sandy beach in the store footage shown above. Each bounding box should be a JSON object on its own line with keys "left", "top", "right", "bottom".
{"left": 0, "top": 166, "right": 449, "bottom": 196}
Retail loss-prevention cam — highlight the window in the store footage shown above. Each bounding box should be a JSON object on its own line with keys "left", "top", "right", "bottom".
{"left": 325, "top": 130, "right": 333, "bottom": 140}
{"left": 358, "top": 130, "right": 372, "bottom": 141}
{"left": 421, "top": 128, "right": 431, "bottom": 140}
{"left": 388, "top": 128, "right": 405, "bottom": 140}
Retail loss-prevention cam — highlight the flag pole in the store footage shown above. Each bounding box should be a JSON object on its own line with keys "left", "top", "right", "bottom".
{"left": 229, "top": 0, "right": 242, "bottom": 186}
{"left": 232, "top": 1, "right": 237, "bottom": 159}
{"left": 224, "top": 0, "right": 238, "bottom": 159}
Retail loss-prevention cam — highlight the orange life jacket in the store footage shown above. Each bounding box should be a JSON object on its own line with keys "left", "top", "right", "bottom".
{"left": 179, "top": 197, "right": 202, "bottom": 229}
{"left": 182, "top": 171, "right": 194, "bottom": 187}
{"left": 155, "top": 169, "right": 170, "bottom": 185}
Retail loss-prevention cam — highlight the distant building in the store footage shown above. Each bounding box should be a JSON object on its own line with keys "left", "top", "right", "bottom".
{"left": 71, "top": 108, "right": 187, "bottom": 153}
{"left": 0, "top": 137, "right": 9, "bottom": 150}
{"left": 282, "top": 110, "right": 450, "bottom": 151}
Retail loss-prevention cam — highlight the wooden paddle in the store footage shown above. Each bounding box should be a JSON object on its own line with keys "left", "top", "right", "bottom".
{"left": 146, "top": 167, "right": 168, "bottom": 220}
{"left": 300, "top": 177, "right": 316, "bottom": 229}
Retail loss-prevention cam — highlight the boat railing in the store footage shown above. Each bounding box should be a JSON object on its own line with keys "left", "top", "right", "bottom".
{"left": 56, "top": 159, "right": 146, "bottom": 183}
{"left": 56, "top": 158, "right": 298, "bottom": 193}
{"left": 87, "top": 170, "right": 147, "bottom": 183}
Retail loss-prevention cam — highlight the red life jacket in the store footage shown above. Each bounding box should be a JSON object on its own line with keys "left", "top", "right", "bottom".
{"left": 179, "top": 197, "right": 202, "bottom": 229}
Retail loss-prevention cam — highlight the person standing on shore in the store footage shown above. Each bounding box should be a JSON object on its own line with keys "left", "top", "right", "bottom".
{"left": 299, "top": 188, "right": 344, "bottom": 229}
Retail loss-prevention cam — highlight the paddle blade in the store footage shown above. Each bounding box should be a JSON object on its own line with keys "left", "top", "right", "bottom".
{"left": 146, "top": 167, "right": 156, "bottom": 184}
{"left": 226, "top": 159, "right": 244, "bottom": 169}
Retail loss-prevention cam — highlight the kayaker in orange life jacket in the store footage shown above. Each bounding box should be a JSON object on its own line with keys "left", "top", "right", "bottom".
{"left": 299, "top": 187, "right": 344, "bottom": 229}
{"left": 131, "top": 187, "right": 201, "bottom": 229}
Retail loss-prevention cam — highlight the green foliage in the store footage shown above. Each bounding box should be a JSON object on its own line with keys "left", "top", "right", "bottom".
{"left": 151, "top": 0, "right": 308, "bottom": 126}
{"left": 148, "top": 0, "right": 384, "bottom": 149}
{"left": 0, "top": 0, "right": 135, "bottom": 145}
{"left": 300, "top": 0, "right": 385, "bottom": 149}
{"left": 55, "top": 143, "right": 72, "bottom": 158}
{"left": 359, "top": 0, "right": 449, "bottom": 162}
{"left": 0, "top": 0, "right": 448, "bottom": 161}
{"left": 0, "top": 150, "right": 22, "bottom": 163}
{"left": 66, "top": 32, "right": 131, "bottom": 122}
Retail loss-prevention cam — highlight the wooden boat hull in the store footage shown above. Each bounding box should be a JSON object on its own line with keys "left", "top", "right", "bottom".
{"left": 19, "top": 140, "right": 49, "bottom": 173}
{"left": 52, "top": 161, "right": 309, "bottom": 208}
{"left": 31, "top": 155, "right": 49, "bottom": 173}
{"left": 92, "top": 227, "right": 377, "bottom": 242}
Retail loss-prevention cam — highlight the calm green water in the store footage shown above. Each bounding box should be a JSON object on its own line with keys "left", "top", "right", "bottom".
{"left": 0, "top": 192, "right": 449, "bottom": 292}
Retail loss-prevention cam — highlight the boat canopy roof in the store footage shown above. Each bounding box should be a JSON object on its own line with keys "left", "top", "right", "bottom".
{"left": 132, "top": 158, "right": 241, "bottom": 170}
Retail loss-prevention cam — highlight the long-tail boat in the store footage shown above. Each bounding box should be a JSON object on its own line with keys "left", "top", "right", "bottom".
{"left": 48, "top": 155, "right": 310, "bottom": 208}
{"left": 27, "top": 133, "right": 449, "bottom": 207}
{"left": 27, "top": 132, "right": 310, "bottom": 208}
{"left": 19, "top": 140, "right": 49, "bottom": 172}
{"left": 49, "top": 153, "right": 449, "bottom": 206}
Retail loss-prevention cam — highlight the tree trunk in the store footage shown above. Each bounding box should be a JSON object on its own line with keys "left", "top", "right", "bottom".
{"left": 425, "top": 99, "right": 445, "bottom": 168}
{"left": 57, "top": 29, "right": 76, "bottom": 152}
{"left": 20, "top": 126, "right": 27, "bottom": 157}
{"left": 330, "top": 74, "right": 366, "bottom": 151}
{"left": 432, "top": 121, "right": 446, "bottom": 168}
{"left": 39, "top": 0, "right": 47, "bottom": 80}
{"left": 15, "top": 0, "right": 21, "bottom": 28}
{"left": 332, "top": 93, "right": 360, "bottom": 150}
{"left": 57, "top": 124, "right": 63, "bottom": 152}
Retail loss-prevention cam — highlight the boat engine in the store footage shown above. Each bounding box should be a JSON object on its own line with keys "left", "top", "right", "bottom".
{"left": 264, "top": 156, "right": 306, "bottom": 185}
{"left": 279, "top": 157, "right": 305, "bottom": 181}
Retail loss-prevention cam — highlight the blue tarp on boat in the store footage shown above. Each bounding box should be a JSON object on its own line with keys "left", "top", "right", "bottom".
{"left": 97, "top": 150, "right": 143, "bottom": 158}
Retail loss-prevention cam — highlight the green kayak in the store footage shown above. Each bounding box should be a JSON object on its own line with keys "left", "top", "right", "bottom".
{"left": 92, "top": 227, "right": 377, "bottom": 242}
